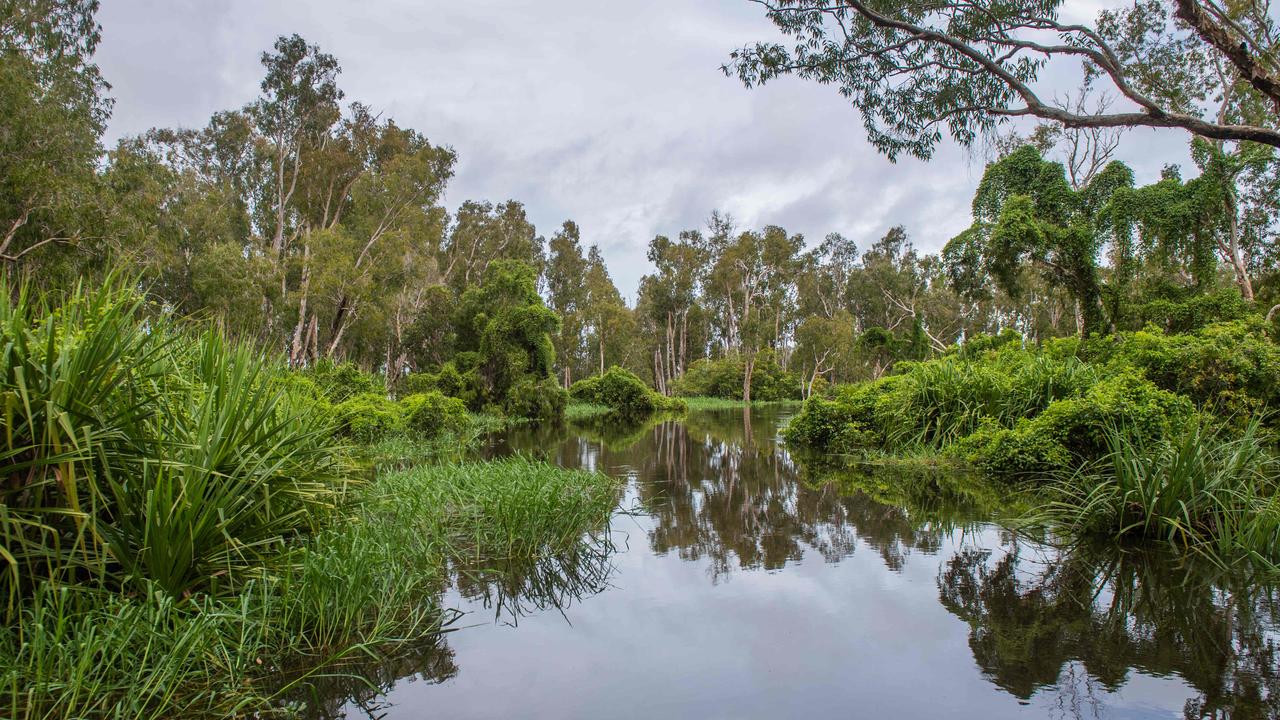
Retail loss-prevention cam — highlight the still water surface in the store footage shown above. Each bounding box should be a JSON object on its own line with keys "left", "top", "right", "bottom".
{"left": 319, "top": 407, "right": 1279, "bottom": 719}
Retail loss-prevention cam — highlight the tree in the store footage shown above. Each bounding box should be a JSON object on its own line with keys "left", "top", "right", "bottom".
{"left": 0, "top": 0, "right": 111, "bottom": 279}
{"left": 452, "top": 260, "right": 562, "bottom": 412}
{"left": 638, "top": 228, "right": 710, "bottom": 394}
{"left": 705, "top": 224, "right": 803, "bottom": 401}
{"left": 582, "top": 245, "right": 635, "bottom": 376}
{"left": 440, "top": 200, "right": 543, "bottom": 293}
{"left": 944, "top": 146, "right": 1134, "bottom": 335}
{"left": 726, "top": 0, "right": 1280, "bottom": 161}
{"left": 545, "top": 221, "right": 589, "bottom": 385}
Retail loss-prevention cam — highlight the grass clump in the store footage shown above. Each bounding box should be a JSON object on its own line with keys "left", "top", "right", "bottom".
{"left": 1028, "top": 419, "right": 1280, "bottom": 567}
{"left": 0, "top": 279, "right": 346, "bottom": 606}
{"left": 380, "top": 458, "right": 621, "bottom": 562}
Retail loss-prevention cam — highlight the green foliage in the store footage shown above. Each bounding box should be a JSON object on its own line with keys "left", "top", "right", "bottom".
{"left": 505, "top": 376, "right": 568, "bottom": 422}
{"left": 675, "top": 350, "right": 802, "bottom": 401}
{"left": 951, "top": 372, "right": 1195, "bottom": 477}
{"left": 570, "top": 366, "right": 686, "bottom": 417}
{"left": 332, "top": 392, "right": 403, "bottom": 442}
{"left": 1105, "top": 320, "right": 1280, "bottom": 419}
{"left": 1029, "top": 419, "right": 1280, "bottom": 567}
{"left": 400, "top": 391, "right": 469, "bottom": 439}
{"left": 1130, "top": 287, "right": 1252, "bottom": 334}
{"left": 0, "top": 280, "right": 346, "bottom": 605}
{"left": 452, "top": 260, "right": 565, "bottom": 419}
{"left": 305, "top": 359, "right": 383, "bottom": 403}
{"left": 786, "top": 332, "right": 1208, "bottom": 481}
{"left": 403, "top": 360, "right": 480, "bottom": 408}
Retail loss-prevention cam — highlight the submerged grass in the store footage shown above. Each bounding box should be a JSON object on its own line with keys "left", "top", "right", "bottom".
{"left": 1026, "top": 418, "right": 1280, "bottom": 568}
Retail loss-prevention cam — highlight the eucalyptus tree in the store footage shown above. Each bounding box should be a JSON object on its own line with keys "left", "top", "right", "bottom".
{"left": 440, "top": 200, "right": 544, "bottom": 293}
{"left": 582, "top": 245, "right": 635, "bottom": 376}
{"left": 637, "top": 230, "right": 710, "bottom": 393}
{"left": 0, "top": 0, "right": 111, "bottom": 281}
{"left": 546, "top": 221, "right": 590, "bottom": 385}
{"left": 705, "top": 224, "right": 804, "bottom": 401}
{"left": 727, "top": 0, "right": 1280, "bottom": 160}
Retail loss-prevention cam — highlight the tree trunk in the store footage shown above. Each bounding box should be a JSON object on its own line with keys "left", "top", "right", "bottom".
{"left": 742, "top": 355, "right": 754, "bottom": 404}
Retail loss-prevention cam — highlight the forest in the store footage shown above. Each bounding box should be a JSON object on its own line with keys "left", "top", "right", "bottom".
{"left": 5, "top": 0, "right": 1280, "bottom": 717}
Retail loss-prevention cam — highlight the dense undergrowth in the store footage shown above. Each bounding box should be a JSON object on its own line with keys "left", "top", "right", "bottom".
{"left": 570, "top": 366, "right": 686, "bottom": 418}
{"left": 0, "top": 282, "right": 621, "bottom": 718}
{"left": 784, "top": 317, "right": 1280, "bottom": 566}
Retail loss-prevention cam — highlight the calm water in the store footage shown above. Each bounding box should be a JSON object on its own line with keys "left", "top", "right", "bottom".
{"left": 313, "top": 407, "right": 1280, "bottom": 719}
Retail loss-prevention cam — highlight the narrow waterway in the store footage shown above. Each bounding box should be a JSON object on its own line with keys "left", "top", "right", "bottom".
{"left": 315, "top": 407, "right": 1279, "bottom": 719}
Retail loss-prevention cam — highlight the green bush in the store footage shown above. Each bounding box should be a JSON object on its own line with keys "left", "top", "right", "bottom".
{"left": 402, "top": 361, "right": 479, "bottom": 407}
{"left": 786, "top": 330, "right": 1203, "bottom": 482}
{"left": 304, "top": 359, "right": 383, "bottom": 402}
{"left": 1107, "top": 320, "right": 1280, "bottom": 420}
{"left": 948, "top": 372, "right": 1194, "bottom": 479}
{"left": 400, "top": 391, "right": 469, "bottom": 438}
{"left": 505, "top": 376, "right": 568, "bottom": 420}
{"left": 571, "top": 366, "right": 685, "bottom": 416}
{"left": 334, "top": 392, "right": 404, "bottom": 441}
{"left": 674, "top": 350, "right": 802, "bottom": 401}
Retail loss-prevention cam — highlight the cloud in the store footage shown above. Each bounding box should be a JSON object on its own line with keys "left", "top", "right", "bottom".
{"left": 95, "top": 0, "right": 1194, "bottom": 299}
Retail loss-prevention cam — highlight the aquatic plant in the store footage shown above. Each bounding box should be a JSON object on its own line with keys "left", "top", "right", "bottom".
{"left": 1028, "top": 418, "right": 1280, "bottom": 566}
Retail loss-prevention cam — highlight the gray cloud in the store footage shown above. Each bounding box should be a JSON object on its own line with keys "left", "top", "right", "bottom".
{"left": 96, "top": 0, "right": 1196, "bottom": 299}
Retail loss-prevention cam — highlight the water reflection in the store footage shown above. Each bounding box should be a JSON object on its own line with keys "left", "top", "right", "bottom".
{"left": 940, "top": 541, "right": 1280, "bottom": 718}
{"left": 453, "top": 531, "right": 618, "bottom": 625}
{"left": 313, "top": 406, "right": 1279, "bottom": 718}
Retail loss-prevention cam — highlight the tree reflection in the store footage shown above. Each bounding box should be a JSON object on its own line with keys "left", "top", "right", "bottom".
{"left": 938, "top": 541, "right": 1280, "bottom": 718}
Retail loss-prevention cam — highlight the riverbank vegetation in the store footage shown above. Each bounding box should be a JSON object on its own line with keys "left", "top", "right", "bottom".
{"left": 0, "top": 280, "right": 620, "bottom": 717}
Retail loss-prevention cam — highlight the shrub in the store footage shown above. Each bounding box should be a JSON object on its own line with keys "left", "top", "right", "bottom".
{"left": 948, "top": 372, "right": 1194, "bottom": 479}
{"left": 402, "top": 361, "right": 480, "bottom": 408}
{"left": 571, "top": 366, "right": 685, "bottom": 417}
{"left": 334, "top": 392, "right": 404, "bottom": 441}
{"left": 400, "top": 391, "right": 469, "bottom": 438}
{"left": 305, "top": 359, "right": 383, "bottom": 402}
{"left": 505, "top": 376, "right": 568, "bottom": 420}
{"left": 674, "top": 350, "right": 802, "bottom": 401}
{"left": 0, "top": 280, "right": 346, "bottom": 604}
{"left": 1108, "top": 320, "right": 1280, "bottom": 420}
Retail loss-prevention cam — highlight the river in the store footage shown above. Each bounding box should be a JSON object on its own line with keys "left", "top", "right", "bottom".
{"left": 313, "top": 406, "right": 1279, "bottom": 719}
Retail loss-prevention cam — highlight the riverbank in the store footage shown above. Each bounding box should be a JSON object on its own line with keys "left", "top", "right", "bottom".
{"left": 0, "top": 283, "right": 620, "bottom": 719}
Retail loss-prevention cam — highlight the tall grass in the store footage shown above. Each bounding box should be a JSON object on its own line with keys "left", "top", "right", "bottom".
{"left": 1028, "top": 418, "right": 1280, "bottom": 567}
{"left": 377, "top": 457, "right": 621, "bottom": 562}
{"left": 879, "top": 353, "right": 1099, "bottom": 449}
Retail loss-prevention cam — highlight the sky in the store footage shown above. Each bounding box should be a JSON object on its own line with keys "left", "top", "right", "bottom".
{"left": 94, "top": 0, "right": 1193, "bottom": 300}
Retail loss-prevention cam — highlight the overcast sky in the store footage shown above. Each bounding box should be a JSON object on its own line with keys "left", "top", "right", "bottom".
{"left": 95, "top": 0, "right": 1193, "bottom": 300}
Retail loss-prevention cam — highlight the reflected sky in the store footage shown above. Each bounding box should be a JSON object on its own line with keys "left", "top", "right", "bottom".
{"left": 318, "top": 408, "right": 1278, "bottom": 719}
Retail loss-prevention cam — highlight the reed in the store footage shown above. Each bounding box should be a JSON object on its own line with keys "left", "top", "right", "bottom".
{"left": 1028, "top": 417, "right": 1280, "bottom": 568}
